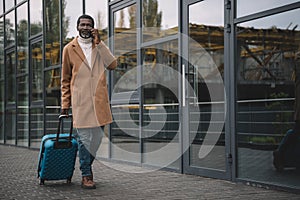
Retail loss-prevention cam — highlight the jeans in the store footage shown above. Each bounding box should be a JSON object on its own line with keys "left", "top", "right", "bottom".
{"left": 74, "top": 126, "right": 104, "bottom": 177}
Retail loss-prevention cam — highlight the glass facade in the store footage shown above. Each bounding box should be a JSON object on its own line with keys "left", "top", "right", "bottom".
{"left": 0, "top": 0, "right": 299, "bottom": 192}
{"left": 236, "top": 7, "right": 300, "bottom": 189}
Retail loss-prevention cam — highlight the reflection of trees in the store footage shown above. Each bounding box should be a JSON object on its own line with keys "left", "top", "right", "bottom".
{"left": 128, "top": 6, "right": 136, "bottom": 29}
{"left": 142, "top": 0, "right": 162, "bottom": 28}
{"left": 17, "top": 20, "right": 27, "bottom": 47}
{"left": 17, "top": 19, "right": 28, "bottom": 74}
{"left": 45, "top": 0, "right": 69, "bottom": 66}
{"left": 238, "top": 26, "right": 300, "bottom": 82}
{"left": 5, "top": 18, "right": 14, "bottom": 45}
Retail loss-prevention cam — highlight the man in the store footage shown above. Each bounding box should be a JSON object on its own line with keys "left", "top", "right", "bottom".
{"left": 61, "top": 14, "right": 117, "bottom": 189}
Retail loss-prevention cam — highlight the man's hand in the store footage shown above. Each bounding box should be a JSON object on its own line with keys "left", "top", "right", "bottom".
{"left": 60, "top": 109, "right": 69, "bottom": 117}
{"left": 91, "top": 28, "right": 101, "bottom": 45}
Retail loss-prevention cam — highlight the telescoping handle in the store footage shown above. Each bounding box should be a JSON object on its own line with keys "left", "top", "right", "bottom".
{"left": 55, "top": 114, "right": 73, "bottom": 145}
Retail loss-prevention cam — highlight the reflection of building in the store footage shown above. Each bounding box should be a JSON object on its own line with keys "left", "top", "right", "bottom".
{"left": 0, "top": 0, "right": 299, "bottom": 193}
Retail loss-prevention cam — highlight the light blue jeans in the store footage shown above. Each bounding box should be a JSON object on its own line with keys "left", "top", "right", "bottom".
{"left": 74, "top": 126, "right": 104, "bottom": 177}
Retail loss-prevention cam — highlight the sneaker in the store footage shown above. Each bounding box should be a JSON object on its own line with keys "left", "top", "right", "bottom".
{"left": 81, "top": 176, "right": 96, "bottom": 189}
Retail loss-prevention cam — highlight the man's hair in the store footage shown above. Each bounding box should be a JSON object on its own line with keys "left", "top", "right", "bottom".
{"left": 77, "top": 14, "right": 94, "bottom": 28}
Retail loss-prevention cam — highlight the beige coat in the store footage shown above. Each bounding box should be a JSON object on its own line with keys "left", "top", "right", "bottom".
{"left": 61, "top": 37, "right": 117, "bottom": 128}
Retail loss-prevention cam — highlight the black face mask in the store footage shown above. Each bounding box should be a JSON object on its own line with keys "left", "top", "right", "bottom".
{"left": 79, "top": 29, "right": 92, "bottom": 39}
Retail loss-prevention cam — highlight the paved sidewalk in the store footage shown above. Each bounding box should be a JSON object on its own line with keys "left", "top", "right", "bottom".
{"left": 0, "top": 145, "right": 299, "bottom": 200}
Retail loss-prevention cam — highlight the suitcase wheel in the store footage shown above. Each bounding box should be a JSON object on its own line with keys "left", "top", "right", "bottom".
{"left": 39, "top": 179, "right": 45, "bottom": 185}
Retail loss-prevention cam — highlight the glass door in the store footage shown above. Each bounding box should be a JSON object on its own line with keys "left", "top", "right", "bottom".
{"left": 182, "top": 0, "right": 229, "bottom": 179}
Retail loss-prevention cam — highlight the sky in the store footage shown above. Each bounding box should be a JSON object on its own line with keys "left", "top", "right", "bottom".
{"left": 4, "top": 0, "right": 300, "bottom": 38}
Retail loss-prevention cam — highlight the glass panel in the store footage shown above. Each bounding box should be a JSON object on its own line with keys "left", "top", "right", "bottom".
{"left": 142, "top": 0, "right": 178, "bottom": 42}
{"left": 5, "top": 109, "right": 16, "bottom": 145}
{"left": 237, "top": 0, "right": 299, "bottom": 18}
{"left": 142, "top": 40, "right": 180, "bottom": 169}
{"left": 0, "top": 1, "right": 3, "bottom": 14}
{"left": 113, "top": 4, "right": 137, "bottom": 93}
{"left": 17, "top": 2, "right": 28, "bottom": 75}
{"left": 236, "top": 9, "right": 300, "bottom": 189}
{"left": 45, "top": 68, "right": 60, "bottom": 106}
{"left": 17, "top": 76, "right": 29, "bottom": 147}
{"left": 188, "top": 0, "right": 225, "bottom": 170}
{"left": 17, "top": 0, "right": 24, "bottom": 4}
{"left": 45, "top": 0, "right": 60, "bottom": 67}
{"left": 45, "top": 108, "right": 71, "bottom": 136}
{"left": 85, "top": 0, "right": 108, "bottom": 44}
{"left": 111, "top": 4, "right": 139, "bottom": 163}
{"left": 30, "top": 0, "right": 43, "bottom": 36}
{"left": 5, "top": 0, "right": 14, "bottom": 12}
{"left": 31, "top": 41, "right": 43, "bottom": 102}
{"left": 62, "top": 0, "right": 82, "bottom": 45}
{"left": 30, "top": 107, "right": 44, "bottom": 148}
{"left": 111, "top": 105, "right": 140, "bottom": 162}
{"left": 6, "top": 51, "right": 16, "bottom": 105}
{"left": 5, "top": 11, "right": 15, "bottom": 47}
{"left": 0, "top": 17, "right": 4, "bottom": 143}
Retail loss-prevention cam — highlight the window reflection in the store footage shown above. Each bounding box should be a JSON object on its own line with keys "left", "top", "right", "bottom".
{"left": 113, "top": 4, "right": 137, "bottom": 93}
{"left": 237, "top": 0, "right": 299, "bottom": 18}
{"left": 45, "top": 0, "right": 61, "bottom": 67}
{"left": 17, "top": 3, "right": 28, "bottom": 75}
{"left": 29, "top": 108, "right": 44, "bottom": 148}
{"left": 6, "top": 51, "right": 16, "bottom": 105}
{"left": 63, "top": 0, "right": 82, "bottom": 45}
{"left": 30, "top": 0, "right": 43, "bottom": 36}
{"left": 5, "top": 11, "right": 15, "bottom": 47}
{"left": 86, "top": 0, "right": 108, "bottom": 43}
{"left": 0, "top": 17, "right": 3, "bottom": 143}
{"left": 236, "top": 9, "right": 300, "bottom": 186}
{"left": 5, "top": 109, "right": 16, "bottom": 145}
{"left": 45, "top": 68, "right": 61, "bottom": 106}
{"left": 111, "top": 4, "right": 140, "bottom": 163}
{"left": 142, "top": 40, "right": 180, "bottom": 168}
{"left": 142, "top": 0, "right": 178, "bottom": 42}
{"left": 0, "top": 2, "right": 3, "bottom": 14}
{"left": 17, "top": 76, "right": 29, "bottom": 147}
{"left": 188, "top": 0, "right": 225, "bottom": 171}
{"left": 31, "top": 42, "right": 43, "bottom": 102}
{"left": 5, "top": 0, "right": 14, "bottom": 12}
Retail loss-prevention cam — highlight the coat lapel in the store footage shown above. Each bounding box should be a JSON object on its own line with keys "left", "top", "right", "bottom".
{"left": 72, "top": 38, "right": 90, "bottom": 68}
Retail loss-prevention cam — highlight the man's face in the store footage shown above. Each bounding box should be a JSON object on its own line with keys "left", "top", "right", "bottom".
{"left": 77, "top": 18, "right": 93, "bottom": 39}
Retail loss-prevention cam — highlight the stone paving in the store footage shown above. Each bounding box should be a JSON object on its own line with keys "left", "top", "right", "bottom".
{"left": 0, "top": 144, "right": 299, "bottom": 200}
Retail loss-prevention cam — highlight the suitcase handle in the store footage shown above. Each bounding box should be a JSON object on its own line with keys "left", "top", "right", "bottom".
{"left": 55, "top": 114, "right": 73, "bottom": 147}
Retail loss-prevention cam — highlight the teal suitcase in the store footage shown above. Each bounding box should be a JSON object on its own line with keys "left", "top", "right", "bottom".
{"left": 37, "top": 115, "right": 78, "bottom": 185}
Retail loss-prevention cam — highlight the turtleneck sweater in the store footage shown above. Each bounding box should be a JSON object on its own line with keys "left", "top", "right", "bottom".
{"left": 77, "top": 36, "right": 93, "bottom": 69}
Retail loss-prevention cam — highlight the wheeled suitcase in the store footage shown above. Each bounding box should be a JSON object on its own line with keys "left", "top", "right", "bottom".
{"left": 37, "top": 114, "right": 78, "bottom": 185}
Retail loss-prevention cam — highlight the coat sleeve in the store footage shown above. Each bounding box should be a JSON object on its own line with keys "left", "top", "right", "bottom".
{"left": 61, "top": 46, "right": 72, "bottom": 109}
{"left": 96, "top": 41, "right": 117, "bottom": 70}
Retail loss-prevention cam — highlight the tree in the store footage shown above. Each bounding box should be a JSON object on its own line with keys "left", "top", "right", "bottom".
{"left": 118, "top": 9, "right": 125, "bottom": 28}
{"left": 142, "top": 0, "right": 162, "bottom": 28}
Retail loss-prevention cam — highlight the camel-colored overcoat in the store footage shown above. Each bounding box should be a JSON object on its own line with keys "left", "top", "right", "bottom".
{"left": 61, "top": 37, "right": 117, "bottom": 128}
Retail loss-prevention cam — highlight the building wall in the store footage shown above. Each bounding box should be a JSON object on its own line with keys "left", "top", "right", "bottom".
{"left": 0, "top": 0, "right": 299, "bottom": 191}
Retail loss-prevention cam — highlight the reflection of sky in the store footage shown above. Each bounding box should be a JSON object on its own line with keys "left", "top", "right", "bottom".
{"left": 67, "top": 1, "right": 108, "bottom": 38}
{"left": 189, "top": 0, "right": 223, "bottom": 26}
{"left": 240, "top": 8, "right": 300, "bottom": 31}
{"left": 14, "top": 0, "right": 300, "bottom": 37}
{"left": 237, "top": 0, "right": 299, "bottom": 17}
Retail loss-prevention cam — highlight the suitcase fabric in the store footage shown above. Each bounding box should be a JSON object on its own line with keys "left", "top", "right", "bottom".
{"left": 37, "top": 115, "right": 78, "bottom": 185}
